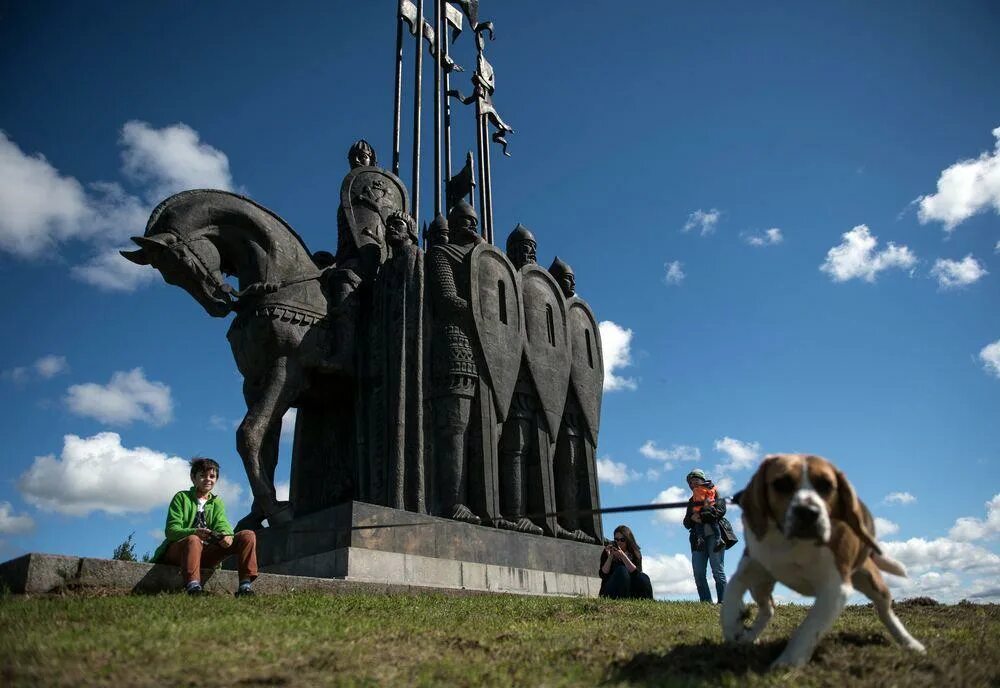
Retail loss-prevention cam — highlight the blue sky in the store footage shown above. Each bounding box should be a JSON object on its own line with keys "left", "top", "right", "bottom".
{"left": 1, "top": 1, "right": 998, "bottom": 602}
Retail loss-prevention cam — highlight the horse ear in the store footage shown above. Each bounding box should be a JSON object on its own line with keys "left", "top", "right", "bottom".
{"left": 120, "top": 237, "right": 151, "bottom": 265}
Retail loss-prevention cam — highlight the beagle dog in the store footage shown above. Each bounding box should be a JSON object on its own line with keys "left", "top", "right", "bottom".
{"left": 721, "top": 454, "right": 925, "bottom": 668}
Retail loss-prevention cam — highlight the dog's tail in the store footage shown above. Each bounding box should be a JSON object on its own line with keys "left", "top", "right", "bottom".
{"left": 871, "top": 550, "right": 907, "bottom": 578}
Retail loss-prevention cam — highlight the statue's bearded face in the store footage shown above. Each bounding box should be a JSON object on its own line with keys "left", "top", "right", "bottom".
{"left": 560, "top": 273, "right": 575, "bottom": 297}
{"left": 452, "top": 214, "right": 478, "bottom": 237}
{"left": 511, "top": 241, "right": 536, "bottom": 268}
{"left": 387, "top": 217, "right": 411, "bottom": 246}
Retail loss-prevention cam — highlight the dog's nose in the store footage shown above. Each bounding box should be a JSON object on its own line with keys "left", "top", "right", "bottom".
{"left": 792, "top": 505, "right": 820, "bottom": 524}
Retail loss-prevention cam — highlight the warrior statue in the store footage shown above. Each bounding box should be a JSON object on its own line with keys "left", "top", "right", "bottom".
{"left": 497, "top": 224, "right": 574, "bottom": 537}
{"left": 549, "top": 256, "right": 603, "bottom": 543}
{"left": 426, "top": 200, "right": 486, "bottom": 524}
{"left": 358, "top": 209, "right": 425, "bottom": 511}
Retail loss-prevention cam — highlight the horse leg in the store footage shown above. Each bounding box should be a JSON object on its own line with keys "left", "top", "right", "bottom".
{"left": 236, "top": 356, "right": 303, "bottom": 527}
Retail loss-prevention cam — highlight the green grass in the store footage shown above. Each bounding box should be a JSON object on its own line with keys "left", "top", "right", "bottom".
{"left": 1, "top": 592, "right": 996, "bottom": 687}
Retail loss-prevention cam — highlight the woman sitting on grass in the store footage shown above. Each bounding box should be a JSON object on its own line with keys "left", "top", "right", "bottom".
{"left": 598, "top": 525, "right": 653, "bottom": 599}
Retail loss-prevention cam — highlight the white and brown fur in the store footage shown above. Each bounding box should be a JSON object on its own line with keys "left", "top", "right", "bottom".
{"left": 721, "top": 454, "right": 925, "bottom": 668}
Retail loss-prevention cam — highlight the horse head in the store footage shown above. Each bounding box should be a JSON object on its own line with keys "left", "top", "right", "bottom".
{"left": 121, "top": 189, "right": 317, "bottom": 318}
{"left": 122, "top": 228, "right": 233, "bottom": 317}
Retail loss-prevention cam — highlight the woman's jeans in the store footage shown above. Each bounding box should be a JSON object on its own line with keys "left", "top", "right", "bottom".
{"left": 600, "top": 565, "right": 654, "bottom": 599}
{"left": 691, "top": 533, "right": 726, "bottom": 603}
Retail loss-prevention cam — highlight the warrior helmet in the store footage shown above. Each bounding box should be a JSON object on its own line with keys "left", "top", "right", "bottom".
{"left": 387, "top": 210, "right": 418, "bottom": 244}
{"left": 447, "top": 199, "right": 479, "bottom": 228}
{"left": 347, "top": 139, "right": 377, "bottom": 168}
{"left": 425, "top": 213, "right": 450, "bottom": 245}
{"left": 506, "top": 223, "right": 537, "bottom": 268}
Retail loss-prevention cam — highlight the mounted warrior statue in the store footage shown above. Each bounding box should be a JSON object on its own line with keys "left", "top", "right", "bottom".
{"left": 120, "top": 189, "right": 355, "bottom": 530}
{"left": 549, "top": 256, "right": 604, "bottom": 543}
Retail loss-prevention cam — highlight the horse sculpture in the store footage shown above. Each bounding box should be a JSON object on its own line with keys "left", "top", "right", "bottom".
{"left": 121, "top": 189, "right": 355, "bottom": 530}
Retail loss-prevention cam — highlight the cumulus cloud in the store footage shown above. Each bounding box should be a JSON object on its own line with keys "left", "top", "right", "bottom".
{"left": 882, "top": 537, "right": 1000, "bottom": 578}
{"left": 884, "top": 491, "right": 916, "bottom": 505}
{"left": 644, "top": 553, "right": 698, "bottom": 597}
{"left": 18, "top": 432, "right": 243, "bottom": 516}
{"left": 916, "top": 125, "right": 1000, "bottom": 231}
{"left": 820, "top": 225, "right": 917, "bottom": 283}
{"left": 714, "top": 437, "right": 761, "bottom": 473}
{"left": 652, "top": 486, "right": 690, "bottom": 525}
{"left": 598, "top": 320, "right": 637, "bottom": 392}
{"left": 980, "top": 339, "right": 1000, "bottom": 379}
{"left": 639, "top": 441, "right": 701, "bottom": 464}
{"left": 597, "top": 457, "right": 640, "bottom": 486}
{"left": 0, "top": 123, "right": 234, "bottom": 291}
{"left": 34, "top": 355, "right": 69, "bottom": 379}
{"left": 743, "top": 228, "right": 783, "bottom": 246}
{"left": 874, "top": 517, "right": 900, "bottom": 537}
{"left": 281, "top": 408, "right": 297, "bottom": 442}
{"left": 930, "top": 255, "right": 988, "bottom": 289}
{"left": 120, "top": 120, "right": 233, "bottom": 200}
{"left": 275, "top": 482, "right": 290, "bottom": 502}
{"left": 682, "top": 209, "right": 721, "bottom": 235}
{"left": 0, "top": 502, "right": 35, "bottom": 535}
{"left": 0, "top": 131, "right": 91, "bottom": 257}
{"left": 948, "top": 494, "right": 1000, "bottom": 542}
{"left": 65, "top": 368, "right": 173, "bottom": 427}
{"left": 663, "top": 261, "right": 685, "bottom": 286}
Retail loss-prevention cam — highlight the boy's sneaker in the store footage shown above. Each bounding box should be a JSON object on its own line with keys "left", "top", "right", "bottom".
{"left": 235, "top": 584, "right": 255, "bottom": 598}
{"left": 186, "top": 582, "right": 205, "bottom": 596}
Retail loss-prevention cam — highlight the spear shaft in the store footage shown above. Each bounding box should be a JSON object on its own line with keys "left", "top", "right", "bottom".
{"left": 433, "top": 0, "right": 443, "bottom": 215}
{"left": 392, "top": 6, "right": 405, "bottom": 176}
{"left": 411, "top": 0, "right": 424, "bottom": 224}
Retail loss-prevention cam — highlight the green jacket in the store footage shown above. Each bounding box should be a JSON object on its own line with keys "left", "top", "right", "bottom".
{"left": 151, "top": 488, "right": 234, "bottom": 563}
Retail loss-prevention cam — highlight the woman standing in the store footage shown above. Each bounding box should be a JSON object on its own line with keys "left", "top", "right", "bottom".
{"left": 682, "top": 469, "right": 728, "bottom": 603}
{"left": 599, "top": 525, "right": 654, "bottom": 599}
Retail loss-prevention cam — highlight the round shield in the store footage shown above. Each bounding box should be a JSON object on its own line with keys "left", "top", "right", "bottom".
{"left": 339, "top": 166, "right": 409, "bottom": 265}
{"left": 520, "top": 264, "right": 571, "bottom": 438}
{"left": 469, "top": 243, "right": 523, "bottom": 421}
{"left": 567, "top": 296, "right": 604, "bottom": 444}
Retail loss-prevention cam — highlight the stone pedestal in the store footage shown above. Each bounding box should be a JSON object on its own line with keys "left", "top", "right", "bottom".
{"left": 247, "top": 501, "right": 603, "bottom": 596}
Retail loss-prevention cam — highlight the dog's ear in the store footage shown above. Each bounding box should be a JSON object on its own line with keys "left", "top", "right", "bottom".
{"left": 739, "top": 456, "right": 778, "bottom": 539}
{"left": 834, "top": 469, "right": 881, "bottom": 555}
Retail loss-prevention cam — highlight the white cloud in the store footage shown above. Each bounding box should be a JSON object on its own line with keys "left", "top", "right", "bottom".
{"left": 2, "top": 367, "right": 29, "bottom": 384}
{"left": 916, "top": 125, "right": 1000, "bottom": 231}
{"left": 948, "top": 494, "right": 1000, "bottom": 542}
{"left": 884, "top": 491, "right": 916, "bottom": 505}
{"left": 639, "top": 441, "right": 701, "bottom": 464}
{"left": 598, "top": 320, "right": 637, "bottom": 392}
{"left": 714, "top": 475, "right": 735, "bottom": 496}
{"left": 72, "top": 246, "right": 159, "bottom": 292}
{"left": 995, "top": 240, "right": 1000, "bottom": 254}
{"left": 65, "top": 368, "right": 173, "bottom": 427}
{"left": 209, "top": 415, "right": 231, "bottom": 431}
{"left": 644, "top": 553, "right": 698, "bottom": 597}
{"left": 979, "top": 339, "right": 1000, "bottom": 379}
{"left": 652, "top": 486, "right": 690, "bottom": 525}
{"left": 874, "top": 516, "right": 900, "bottom": 537}
{"left": 0, "top": 130, "right": 91, "bottom": 257}
{"left": 18, "top": 432, "right": 243, "bottom": 516}
{"left": 882, "top": 537, "right": 1000, "bottom": 578}
{"left": 0, "top": 124, "right": 234, "bottom": 291}
{"left": 34, "top": 355, "right": 69, "bottom": 379}
{"left": 0, "top": 502, "right": 35, "bottom": 535}
{"left": 275, "top": 482, "right": 290, "bottom": 502}
{"left": 682, "top": 208, "right": 721, "bottom": 235}
{"left": 743, "top": 227, "right": 783, "bottom": 246}
{"left": 120, "top": 120, "right": 233, "bottom": 199}
{"left": 714, "top": 436, "right": 761, "bottom": 473}
{"left": 820, "top": 225, "right": 917, "bottom": 283}
{"left": 148, "top": 529, "right": 165, "bottom": 542}
{"left": 930, "top": 255, "right": 988, "bottom": 289}
{"left": 597, "top": 457, "right": 640, "bottom": 486}
{"left": 663, "top": 261, "right": 685, "bottom": 286}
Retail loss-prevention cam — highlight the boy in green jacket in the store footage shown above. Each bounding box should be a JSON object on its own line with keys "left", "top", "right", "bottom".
{"left": 152, "top": 456, "right": 258, "bottom": 596}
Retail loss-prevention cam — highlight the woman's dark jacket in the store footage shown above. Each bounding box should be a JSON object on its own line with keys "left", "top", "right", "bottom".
{"left": 682, "top": 498, "right": 738, "bottom": 552}
{"left": 599, "top": 547, "right": 642, "bottom": 578}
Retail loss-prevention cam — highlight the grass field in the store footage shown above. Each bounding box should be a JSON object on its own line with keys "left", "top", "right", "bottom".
{"left": 1, "top": 591, "right": 997, "bottom": 687}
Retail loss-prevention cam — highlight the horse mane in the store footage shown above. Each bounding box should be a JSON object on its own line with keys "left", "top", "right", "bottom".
{"left": 146, "top": 189, "right": 316, "bottom": 259}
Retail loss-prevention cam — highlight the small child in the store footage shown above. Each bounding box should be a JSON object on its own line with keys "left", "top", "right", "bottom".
{"left": 689, "top": 474, "right": 725, "bottom": 552}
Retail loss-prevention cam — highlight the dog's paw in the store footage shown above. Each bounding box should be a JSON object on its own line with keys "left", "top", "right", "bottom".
{"left": 904, "top": 638, "right": 926, "bottom": 654}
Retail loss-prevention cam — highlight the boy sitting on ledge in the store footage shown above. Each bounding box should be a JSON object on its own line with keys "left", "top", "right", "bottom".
{"left": 151, "top": 457, "right": 258, "bottom": 596}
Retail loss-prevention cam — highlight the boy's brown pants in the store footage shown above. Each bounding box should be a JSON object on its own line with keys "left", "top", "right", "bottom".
{"left": 163, "top": 530, "right": 258, "bottom": 584}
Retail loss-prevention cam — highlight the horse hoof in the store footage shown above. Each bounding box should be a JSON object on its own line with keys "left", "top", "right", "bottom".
{"left": 267, "top": 503, "right": 294, "bottom": 526}
{"left": 235, "top": 513, "right": 264, "bottom": 532}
